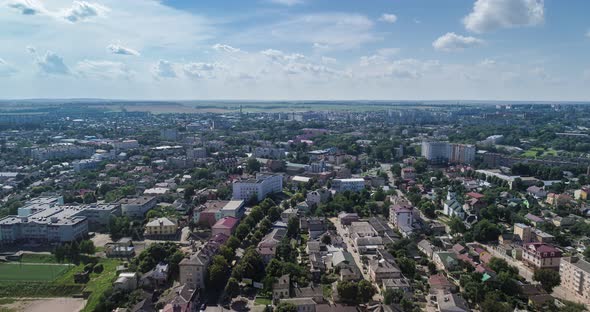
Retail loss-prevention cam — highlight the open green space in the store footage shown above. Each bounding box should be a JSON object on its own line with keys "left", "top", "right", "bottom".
{"left": 20, "top": 253, "right": 59, "bottom": 264}
{"left": 521, "top": 147, "right": 558, "bottom": 158}
{"left": 0, "top": 263, "right": 70, "bottom": 281}
{"left": 254, "top": 296, "right": 272, "bottom": 306}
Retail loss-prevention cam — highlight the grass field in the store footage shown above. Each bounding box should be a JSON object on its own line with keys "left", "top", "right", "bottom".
{"left": 522, "top": 147, "right": 558, "bottom": 158}
{"left": 20, "top": 253, "right": 59, "bottom": 264}
{"left": 0, "top": 263, "right": 71, "bottom": 281}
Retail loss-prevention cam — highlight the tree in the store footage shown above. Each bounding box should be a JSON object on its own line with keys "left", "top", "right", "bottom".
{"left": 79, "top": 240, "right": 96, "bottom": 254}
{"left": 225, "top": 277, "right": 240, "bottom": 298}
{"left": 397, "top": 257, "right": 416, "bottom": 278}
{"left": 286, "top": 217, "right": 299, "bottom": 239}
{"left": 321, "top": 234, "right": 332, "bottom": 245}
{"left": 276, "top": 302, "right": 297, "bottom": 312}
{"left": 383, "top": 288, "right": 404, "bottom": 305}
{"left": 219, "top": 245, "right": 235, "bottom": 263}
{"left": 448, "top": 216, "right": 466, "bottom": 235}
{"left": 208, "top": 256, "right": 230, "bottom": 289}
{"left": 336, "top": 281, "right": 357, "bottom": 304}
{"left": 246, "top": 158, "right": 261, "bottom": 174}
{"left": 226, "top": 236, "right": 241, "bottom": 250}
{"left": 471, "top": 219, "right": 501, "bottom": 243}
{"left": 356, "top": 280, "right": 376, "bottom": 303}
{"left": 480, "top": 292, "right": 511, "bottom": 312}
{"left": 488, "top": 257, "right": 518, "bottom": 277}
{"left": 584, "top": 248, "right": 590, "bottom": 262}
{"left": 533, "top": 269, "right": 561, "bottom": 293}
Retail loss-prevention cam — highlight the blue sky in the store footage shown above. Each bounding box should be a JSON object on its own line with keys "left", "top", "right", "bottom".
{"left": 0, "top": 0, "right": 589, "bottom": 101}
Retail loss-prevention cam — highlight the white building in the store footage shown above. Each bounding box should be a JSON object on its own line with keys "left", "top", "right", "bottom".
{"left": 450, "top": 144, "right": 476, "bottom": 164}
{"left": 0, "top": 207, "right": 88, "bottom": 244}
{"left": 306, "top": 189, "right": 330, "bottom": 207}
{"left": 232, "top": 174, "right": 283, "bottom": 202}
{"left": 111, "top": 140, "right": 139, "bottom": 150}
{"left": 187, "top": 147, "right": 207, "bottom": 160}
{"left": 332, "top": 178, "right": 366, "bottom": 193}
{"left": 219, "top": 200, "right": 246, "bottom": 219}
{"left": 421, "top": 141, "right": 475, "bottom": 164}
{"left": 117, "top": 196, "right": 157, "bottom": 218}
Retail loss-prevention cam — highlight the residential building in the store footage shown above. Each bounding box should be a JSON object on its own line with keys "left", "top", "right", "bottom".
{"left": 368, "top": 259, "right": 402, "bottom": 283}
{"left": 118, "top": 196, "right": 157, "bottom": 218}
{"left": 433, "top": 252, "right": 458, "bottom": 271}
{"left": 114, "top": 272, "right": 138, "bottom": 292}
{"left": 273, "top": 274, "right": 290, "bottom": 301}
{"left": 193, "top": 200, "right": 228, "bottom": 226}
{"left": 331, "top": 178, "right": 366, "bottom": 193}
{"left": 449, "top": 144, "right": 476, "bottom": 164}
{"left": 211, "top": 216, "right": 239, "bottom": 237}
{"left": 338, "top": 212, "right": 359, "bottom": 226}
{"left": 422, "top": 141, "right": 451, "bottom": 164}
{"left": 232, "top": 173, "right": 283, "bottom": 202}
{"left": 432, "top": 289, "right": 471, "bottom": 312}
{"left": 400, "top": 167, "right": 416, "bottom": 180}
{"left": 559, "top": 256, "right": 590, "bottom": 305}
{"left": 218, "top": 200, "right": 245, "bottom": 219}
{"left": 31, "top": 145, "right": 94, "bottom": 161}
{"left": 522, "top": 243, "right": 562, "bottom": 270}
{"left": 179, "top": 241, "right": 220, "bottom": 289}
{"left": 443, "top": 199, "right": 465, "bottom": 220}
{"left": 390, "top": 204, "right": 414, "bottom": 237}
{"left": 279, "top": 298, "right": 317, "bottom": 312}
{"left": 306, "top": 189, "right": 330, "bottom": 207}
{"left": 253, "top": 147, "right": 286, "bottom": 159}
{"left": 257, "top": 228, "right": 287, "bottom": 263}
{"left": 144, "top": 217, "right": 177, "bottom": 238}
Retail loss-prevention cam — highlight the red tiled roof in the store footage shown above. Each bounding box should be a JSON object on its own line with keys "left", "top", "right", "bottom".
{"left": 466, "top": 192, "right": 484, "bottom": 199}
{"left": 213, "top": 216, "right": 239, "bottom": 229}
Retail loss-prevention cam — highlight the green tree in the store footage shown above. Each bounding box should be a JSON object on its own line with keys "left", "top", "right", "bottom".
{"left": 79, "top": 240, "right": 96, "bottom": 254}
{"left": 383, "top": 289, "right": 404, "bottom": 305}
{"left": 448, "top": 216, "right": 466, "bottom": 235}
{"left": 533, "top": 269, "right": 561, "bottom": 293}
{"left": 321, "top": 234, "right": 331, "bottom": 245}
{"left": 208, "top": 256, "right": 230, "bottom": 289}
{"left": 246, "top": 158, "right": 261, "bottom": 174}
{"left": 397, "top": 257, "right": 416, "bottom": 278}
{"left": 286, "top": 217, "right": 299, "bottom": 239}
{"left": 356, "top": 280, "right": 376, "bottom": 303}
{"left": 225, "top": 277, "right": 240, "bottom": 298}
{"left": 336, "top": 281, "right": 357, "bottom": 304}
{"left": 276, "top": 302, "right": 297, "bottom": 312}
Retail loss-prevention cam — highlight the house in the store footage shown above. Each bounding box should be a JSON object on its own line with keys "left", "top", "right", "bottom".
{"left": 281, "top": 208, "right": 299, "bottom": 223}
{"left": 279, "top": 298, "right": 317, "bottom": 312}
{"left": 443, "top": 199, "right": 465, "bottom": 220}
{"left": 140, "top": 262, "right": 169, "bottom": 288}
{"left": 524, "top": 213, "right": 545, "bottom": 227}
{"left": 574, "top": 187, "right": 590, "bottom": 200}
{"left": 339, "top": 264, "right": 362, "bottom": 282}
{"left": 307, "top": 218, "right": 328, "bottom": 239}
{"left": 211, "top": 216, "right": 239, "bottom": 237}
{"left": 522, "top": 243, "right": 562, "bottom": 270}
{"left": 433, "top": 252, "right": 458, "bottom": 271}
{"left": 382, "top": 278, "right": 411, "bottom": 292}
{"left": 219, "top": 200, "right": 245, "bottom": 219}
{"left": 349, "top": 221, "right": 377, "bottom": 238}
{"left": 428, "top": 274, "right": 457, "bottom": 292}
{"left": 546, "top": 193, "right": 572, "bottom": 207}
{"left": 331, "top": 251, "right": 355, "bottom": 268}
{"left": 418, "top": 239, "right": 438, "bottom": 259}
{"left": 294, "top": 284, "right": 325, "bottom": 303}
{"left": 368, "top": 259, "right": 402, "bottom": 283}
{"left": 273, "top": 274, "right": 290, "bottom": 301}
{"left": 306, "top": 189, "right": 330, "bottom": 207}
{"left": 338, "top": 212, "right": 359, "bottom": 226}
{"left": 401, "top": 167, "right": 416, "bottom": 180}
{"left": 355, "top": 236, "right": 384, "bottom": 254}
{"left": 389, "top": 204, "right": 414, "bottom": 236}
{"left": 431, "top": 289, "right": 471, "bottom": 312}
{"left": 159, "top": 284, "right": 199, "bottom": 312}
{"left": 527, "top": 186, "right": 547, "bottom": 199}
{"left": 144, "top": 217, "right": 177, "bottom": 238}
{"left": 257, "top": 228, "right": 287, "bottom": 263}
{"left": 179, "top": 241, "right": 220, "bottom": 289}
{"left": 114, "top": 272, "right": 138, "bottom": 291}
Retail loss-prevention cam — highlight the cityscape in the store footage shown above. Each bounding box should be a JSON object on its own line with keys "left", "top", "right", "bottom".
{"left": 2, "top": 1, "right": 590, "bottom": 312}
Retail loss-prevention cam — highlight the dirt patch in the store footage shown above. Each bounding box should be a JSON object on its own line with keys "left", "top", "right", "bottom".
{"left": 2, "top": 298, "right": 86, "bottom": 312}
{"left": 91, "top": 233, "right": 112, "bottom": 248}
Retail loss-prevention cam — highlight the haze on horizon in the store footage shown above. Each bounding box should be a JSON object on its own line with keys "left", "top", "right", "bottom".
{"left": 1, "top": 0, "right": 589, "bottom": 101}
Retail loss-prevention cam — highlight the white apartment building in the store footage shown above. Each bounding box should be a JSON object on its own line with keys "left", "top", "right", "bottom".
{"left": 0, "top": 207, "right": 88, "bottom": 244}
{"left": 31, "top": 145, "right": 94, "bottom": 161}
{"left": 111, "top": 140, "right": 139, "bottom": 150}
{"left": 232, "top": 174, "right": 283, "bottom": 202}
{"left": 332, "top": 178, "right": 366, "bottom": 193}
{"left": 559, "top": 256, "right": 590, "bottom": 305}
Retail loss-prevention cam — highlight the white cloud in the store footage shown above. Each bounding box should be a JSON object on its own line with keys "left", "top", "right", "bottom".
{"left": 433, "top": 32, "right": 484, "bottom": 52}
{"left": 236, "top": 13, "right": 378, "bottom": 50}
{"left": 60, "top": 1, "right": 109, "bottom": 23}
{"left": 463, "top": 0, "right": 544, "bottom": 33}
{"left": 261, "top": 49, "right": 305, "bottom": 62}
{"left": 76, "top": 60, "right": 132, "bottom": 79}
{"left": 107, "top": 44, "right": 140, "bottom": 56}
{"left": 6, "top": 0, "right": 46, "bottom": 15}
{"left": 267, "top": 0, "right": 303, "bottom": 6}
{"left": 152, "top": 60, "right": 177, "bottom": 78}
{"left": 212, "top": 44, "right": 240, "bottom": 53}
{"left": 35, "top": 51, "right": 70, "bottom": 75}
{"left": 379, "top": 13, "right": 397, "bottom": 23}
{"left": 321, "top": 56, "right": 337, "bottom": 65}
{"left": 0, "top": 58, "right": 17, "bottom": 76}
{"left": 183, "top": 62, "right": 223, "bottom": 79}
{"left": 360, "top": 48, "right": 400, "bottom": 66}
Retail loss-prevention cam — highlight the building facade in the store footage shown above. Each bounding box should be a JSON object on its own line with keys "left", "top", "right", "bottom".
{"left": 559, "top": 256, "right": 590, "bottom": 305}
{"left": 232, "top": 174, "right": 283, "bottom": 202}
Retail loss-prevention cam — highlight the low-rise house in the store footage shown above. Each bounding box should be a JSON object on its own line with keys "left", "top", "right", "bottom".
{"left": 349, "top": 221, "right": 377, "bottom": 238}
{"left": 211, "top": 216, "right": 239, "bottom": 237}
{"left": 429, "top": 274, "right": 457, "bottom": 292}
{"left": 279, "top": 298, "right": 317, "bottom": 312}
{"left": 294, "top": 284, "right": 324, "bottom": 303}
{"left": 273, "top": 274, "right": 290, "bottom": 301}
{"left": 418, "top": 239, "right": 438, "bottom": 259}
{"left": 114, "top": 272, "right": 138, "bottom": 291}
{"left": 339, "top": 264, "right": 362, "bottom": 282}
{"left": 140, "top": 262, "right": 169, "bottom": 288}
{"left": 218, "top": 200, "right": 245, "bottom": 219}
{"left": 144, "top": 217, "right": 177, "bottom": 238}
{"left": 433, "top": 252, "right": 458, "bottom": 271}
{"left": 527, "top": 186, "right": 547, "bottom": 199}
{"left": 431, "top": 289, "right": 471, "bottom": 312}
{"left": 368, "top": 259, "right": 402, "bottom": 283}
{"left": 257, "top": 228, "right": 287, "bottom": 263}
{"left": 159, "top": 284, "right": 199, "bottom": 312}
{"left": 306, "top": 189, "right": 330, "bottom": 207}
{"left": 338, "top": 212, "right": 359, "bottom": 226}
{"left": 355, "top": 236, "right": 384, "bottom": 254}
{"left": 281, "top": 208, "right": 299, "bottom": 223}
{"left": 307, "top": 218, "right": 328, "bottom": 239}
{"left": 382, "top": 278, "right": 411, "bottom": 292}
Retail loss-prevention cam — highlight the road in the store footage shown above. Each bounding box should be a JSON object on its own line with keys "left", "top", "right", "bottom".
{"left": 329, "top": 217, "right": 383, "bottom": 301}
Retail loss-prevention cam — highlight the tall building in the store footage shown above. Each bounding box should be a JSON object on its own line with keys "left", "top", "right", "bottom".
{"left": 559, "top": 256, "right": 590, "bottom": 305}
{"left": 421, "top": 141, "right": 450, "bottom": 164}
{"left": 421, "top": 141, "right": 475, "bottom": 164}
{"left": 450, "top": 144, "right": 476, "bottom": 164}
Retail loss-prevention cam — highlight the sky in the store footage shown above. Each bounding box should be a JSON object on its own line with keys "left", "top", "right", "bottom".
{"left": 0, "top": 0, "right": 589, "bottom": 101}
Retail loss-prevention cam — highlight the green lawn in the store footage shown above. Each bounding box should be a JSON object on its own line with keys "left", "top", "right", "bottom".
{"left": 522, "top": 147, "right": 558, "bottom": 158}
{"left": 79, "top": 258, "right": 120, "bottom": 312}
{"left": 20, "top": 253, "right": 59, "bottom": 264}
{"left": 254, "top": 297, "right": 272, "bottom": 306}
{"left": 0, "top": 263, "right": 71, "bottom": 281}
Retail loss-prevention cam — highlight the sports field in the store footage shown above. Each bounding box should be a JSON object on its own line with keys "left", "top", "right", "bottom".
{"left": 0, "top": 263, "right": 71, "bottom": 281}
